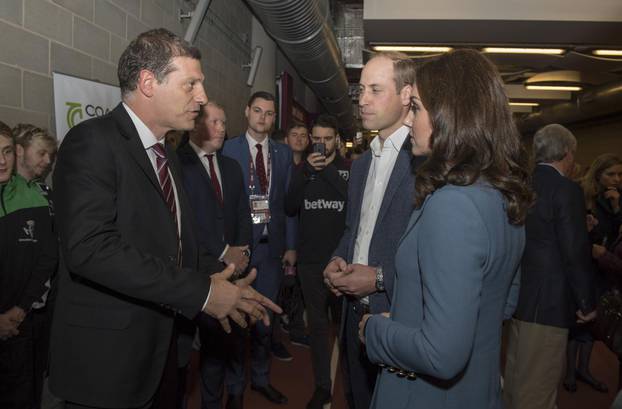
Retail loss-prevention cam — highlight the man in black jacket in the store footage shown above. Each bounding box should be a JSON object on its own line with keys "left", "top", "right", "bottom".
{"left": 504, "top": 123, "right": 597, "bottom": 409}
{"left": 177, "top": 101, "right": 253, "bottom": 409}
{"left": 285, "top": 114, "right": 350, "bottom": 409}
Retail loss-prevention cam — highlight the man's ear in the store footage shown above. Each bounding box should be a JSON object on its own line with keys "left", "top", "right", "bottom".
{"left": 15, "top": 144, "right": 25, "bottom": 160}
{"left": 400, "top": 84, "right": 413, "bottom": 106}
{"left": 137, "top": 69, "right": 157, "bottom": 98}
{"left": 244, "top": 106, "right": 250, "bottom": 120}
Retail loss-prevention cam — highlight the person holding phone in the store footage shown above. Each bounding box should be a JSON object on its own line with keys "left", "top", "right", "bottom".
{"left": 285, "top": 114, "right": 350, "bottom": 409}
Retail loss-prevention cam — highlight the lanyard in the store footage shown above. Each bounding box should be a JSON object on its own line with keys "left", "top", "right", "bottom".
{"left": 248, "top": 143, "right": 271, "bottom": 194}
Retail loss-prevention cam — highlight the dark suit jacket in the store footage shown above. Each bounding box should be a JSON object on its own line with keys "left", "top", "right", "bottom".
{"left": 177, "top": 141, "right": 252, "bottom": 263}
{"left": 515, "top": 164, "right": 596, "bottom": 328}
{"left": 49, "top": 104, "right": 212, "bottom": 408}
{"left": 222, "top": 134, "right": 296, "bottom": 257}
{"left": 333, "top": 137, "right": 416, "bottom": 314}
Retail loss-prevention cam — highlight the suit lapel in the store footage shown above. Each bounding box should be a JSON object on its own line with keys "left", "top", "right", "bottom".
{"left": 113, "top": 105, "right": 162, "bottom": 196}
{"left": 375, "top": 146, "right": 410, "bottom": 227}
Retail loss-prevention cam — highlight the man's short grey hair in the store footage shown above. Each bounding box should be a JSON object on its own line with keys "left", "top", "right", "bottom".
{"left": 533, "top": 124, "right": 577, "bottom": 164}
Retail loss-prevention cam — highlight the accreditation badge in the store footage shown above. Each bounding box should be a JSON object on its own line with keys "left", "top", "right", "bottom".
{"left": 249, "top": 194, "right": 271, "bottom": 224}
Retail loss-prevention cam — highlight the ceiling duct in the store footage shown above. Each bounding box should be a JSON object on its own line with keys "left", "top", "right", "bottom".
{"left": 518, "top": 80, "right": 622, "bottom": 132}
{"left": 246, "top": 0, "right": 356, "bottom": 137}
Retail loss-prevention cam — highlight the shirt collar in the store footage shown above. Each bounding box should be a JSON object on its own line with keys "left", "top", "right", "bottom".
{"left": 369, "top": 126, "right": 409, "bottom": 157}
{"left": 188, "top": 140, "right": 210, "bottom": 158}
{"left": 245, "top": 131, "right": 269, "bottom": 150}
{"left": 539, "top": 162, "right": 564, "bottom": 176}
{"left": 122, "top": 102, "right": 160, "bottom": 150}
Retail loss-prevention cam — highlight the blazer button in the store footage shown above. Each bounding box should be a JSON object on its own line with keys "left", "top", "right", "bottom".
{"left": 407, "top": 372, "right": 417, "bottom": 381}
{"left": 388, "top": 367, "right": 397, "bottom": 373}
{"left": 168, "top": 255, "right": 176, "bottom": 262}
{"left": 397, "top": 370, "right": 407, "bottom": 378}
{"left": 378, "top": 363, "right": 387, "bottom": 368}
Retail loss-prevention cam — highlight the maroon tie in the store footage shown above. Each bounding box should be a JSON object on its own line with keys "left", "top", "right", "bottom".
{"left": 206, "top": 154, "right": 223, "bottom": 207}
{"left": 255, "top": 144, "right": 268, "bottom": 194}
{"left": 152, "top": 144, "right": 178, "bottom": 226}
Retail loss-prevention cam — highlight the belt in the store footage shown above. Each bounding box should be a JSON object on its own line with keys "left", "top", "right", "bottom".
{"left": 378, "top": 363, "right": 418, "bottom": 380}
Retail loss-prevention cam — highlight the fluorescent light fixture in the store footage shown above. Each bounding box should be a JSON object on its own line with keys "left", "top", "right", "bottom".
{"left": 593, "top": 49, "right": 622, "bottom": 56}
{"left": 483, "top": 47, "right": 565, "bottom": 55}
{"left": 526, "top": 85, "right": 582, "bottom": 91}
{"left": 345, "top": 142, "right": 354, "bottom": 148}
{"left": 509, "top": 102, "right": 540, "bottom": 107}
{"left": 372, "top": 45, "right": 452, "bottom": 53}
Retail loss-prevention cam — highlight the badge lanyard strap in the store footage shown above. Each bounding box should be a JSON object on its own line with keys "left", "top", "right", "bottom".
{"left": 248, "top": 145, "right": 271, "bottom": 194}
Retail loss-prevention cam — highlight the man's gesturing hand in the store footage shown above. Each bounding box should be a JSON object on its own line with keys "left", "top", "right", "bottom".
{"left": 203, "top": 264, "right": 246, "bottom": 333}
{"left": 234, "top": 268, "right": 283, "bottom": 326}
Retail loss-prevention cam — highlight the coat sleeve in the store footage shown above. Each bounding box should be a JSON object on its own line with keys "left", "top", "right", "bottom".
{"left": 53, "top": 125, "right": 211, "bottom": 319}
{"left": 554, "top": 181, "right": 596, "bottom": 314}
{"left": 365, "top": 189, "right": 488, "bottom": 380}
{"left": 17, "top": 208, "right": 58, "bottom": 311}
{"left": 332, "top": 160, "right": 359, "bottom": 261}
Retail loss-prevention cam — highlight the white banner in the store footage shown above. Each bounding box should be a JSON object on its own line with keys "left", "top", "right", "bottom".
{"left": 53, "top": 72, "right": 121, "bottom": 143}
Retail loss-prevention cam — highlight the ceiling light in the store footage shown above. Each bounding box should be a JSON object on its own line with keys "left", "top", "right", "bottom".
{"left": 482, "top": 47, "right": 565, "bottom": 55}
{"left": 509, "top": 102, "right": 540, "bottom": 107}
{"left": 372, "top": 45, "right": 452, "bottom": 53}
{"left": 593, "top": 49, "right": 622, "bottom": 56}
{"left": 525, "top": 85, "right": 582, "bottom": 91}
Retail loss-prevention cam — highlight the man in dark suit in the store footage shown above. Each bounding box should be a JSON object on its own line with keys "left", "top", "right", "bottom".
{"left": 222, "top": 91, "right": 297, "bottom": 406}
{"left": 323, "top": 52, "right": 417, "bottom": 409}
{"left": 504, "top": 123, "right": 597, "bottom": 409}
{"left": 48, "top": 29, "right": 280, "bottom": 409}
{"left": 178, "top": 101, "right": 253, "bottom": 409}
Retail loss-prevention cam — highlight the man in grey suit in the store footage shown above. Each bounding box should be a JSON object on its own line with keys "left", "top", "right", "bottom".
{"left": 504, "top": 124, "right": 597, "bottom": 409}
{"left": 323, "top": 52, "right": 416, "bottom": 409}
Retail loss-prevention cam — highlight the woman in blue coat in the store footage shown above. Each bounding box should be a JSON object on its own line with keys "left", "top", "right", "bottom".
{"left": 359, "top": 49, "right": 534, "bottom": 409}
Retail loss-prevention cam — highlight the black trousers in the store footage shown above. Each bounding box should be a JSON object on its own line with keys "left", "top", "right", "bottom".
{"left": 297, "top": 263, "right": 339, "bottom": 390}
{"left": 0, "top": 308, "right": 50, "bottom": 409}
{"left": 341, "top": 300, "right": 378, "bottom": 409}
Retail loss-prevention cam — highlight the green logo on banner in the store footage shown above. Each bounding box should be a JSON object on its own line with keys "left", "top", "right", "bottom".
{"left": 66, "top": 102, "right": 83, "bottom": 128}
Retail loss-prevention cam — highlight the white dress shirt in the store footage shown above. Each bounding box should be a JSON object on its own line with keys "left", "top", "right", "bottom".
{"left": 353, "top": 125, "right": 409, "bottom": 303}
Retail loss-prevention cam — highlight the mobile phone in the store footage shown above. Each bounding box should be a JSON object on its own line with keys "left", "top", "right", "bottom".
{"left": 312, "top": 142, "right": 326, "bottom": 156}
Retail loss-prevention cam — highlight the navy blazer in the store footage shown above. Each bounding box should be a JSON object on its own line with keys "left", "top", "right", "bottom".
{"left": 222, "top": 134, "right": 296, "bottom": 258}
{"left": 515, "top": 164, "right": 595, "bottom": 328}
{"left": 177, "top": 141, "right": 252, "bottom": 262}
{"left": 332, "top": 137, "right": 415, "bottom": 313}
{"left": 365, "top": 183, "right": 524, "bottom": 409}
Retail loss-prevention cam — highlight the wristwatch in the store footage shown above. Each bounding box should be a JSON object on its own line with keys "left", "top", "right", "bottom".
{"left": 375, "top": 266, "right": 385, "bottom": 292}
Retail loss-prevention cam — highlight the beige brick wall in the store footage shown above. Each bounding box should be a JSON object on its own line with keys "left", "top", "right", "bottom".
{"left": 0, "top": 0, "right": 255, "bottom": 137}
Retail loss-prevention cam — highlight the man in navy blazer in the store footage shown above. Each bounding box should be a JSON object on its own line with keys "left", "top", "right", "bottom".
{"left": 324, "top": 52, "right": 417, "bottom": 409}
{"left": 221, "top": 91, "right": 296, "bottom": 407}
{"left": 177, "top": 101, "right": 253, "bottom": 409}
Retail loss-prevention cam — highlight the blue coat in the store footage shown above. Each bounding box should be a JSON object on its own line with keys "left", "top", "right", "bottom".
{"left": 365, "top": 183, "right": 524, "bottom": 409}
{"left": 222, "top": 135, "right": 296, "bottom": 257}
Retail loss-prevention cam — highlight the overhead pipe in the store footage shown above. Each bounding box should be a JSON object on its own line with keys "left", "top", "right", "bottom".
{"left": 246, "top": 0, "right": 356, "bottom": 137}
{"left": 518, "top": 80, "right": 622, "bottom": 132}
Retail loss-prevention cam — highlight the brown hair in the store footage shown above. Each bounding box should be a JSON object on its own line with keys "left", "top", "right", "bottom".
{"left": 118, "top": 28, "right": 201, "bottom": 96}
{"left": 581, "top": 153, "right": 622, "bottom": 211}
{"left": 413, "top": 49, "right": 534, "bottom": 225}
{"left": 12, "top": 123, "right": 57, "bottom": 151}
{"left": 0, "top": 121, "right": 12, "bottom": 140}
{"left": 369, "top": 51, "right": 416, "bottom": 93}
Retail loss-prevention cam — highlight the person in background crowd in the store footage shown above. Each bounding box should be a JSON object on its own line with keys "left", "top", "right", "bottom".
{"left": 0, "top": 120, "right": 58, "bottom": 409}
{"left": 178, "top": 101, "right": 252, "bottom": 409}
{"left": 563, "top": 154, "right": 622, "bottom": 394}
{"left": 285, "top": 114, "right": 350, "bottom": 409}
{"left": 13, "top": 124, "right": 57, "bottom": 182}
{"left": 285, "top": 121, "right": 310, "bottom": 167}
{"left": 504, "top": 124, "right": 597, "bottom": 409}
{"left": 222, "top": 91, "right": 297, "bottom": 407}
{"left": 48, "top": 29, "right": 280, "bottom": 409}
{"left": 323, "top": 51, "right": 417, "bottom": 409}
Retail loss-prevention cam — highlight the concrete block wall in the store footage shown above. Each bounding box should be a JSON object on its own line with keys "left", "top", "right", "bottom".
{"left": 0, "top": 0, "right": 255, "bottom": 137}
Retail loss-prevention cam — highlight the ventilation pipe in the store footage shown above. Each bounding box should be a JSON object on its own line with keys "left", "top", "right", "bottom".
{"left": 246, "top": 0, "right": 356, "bottom": 137}
{"left": 518, "top": 80, "right": 622, "bottom": 132}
